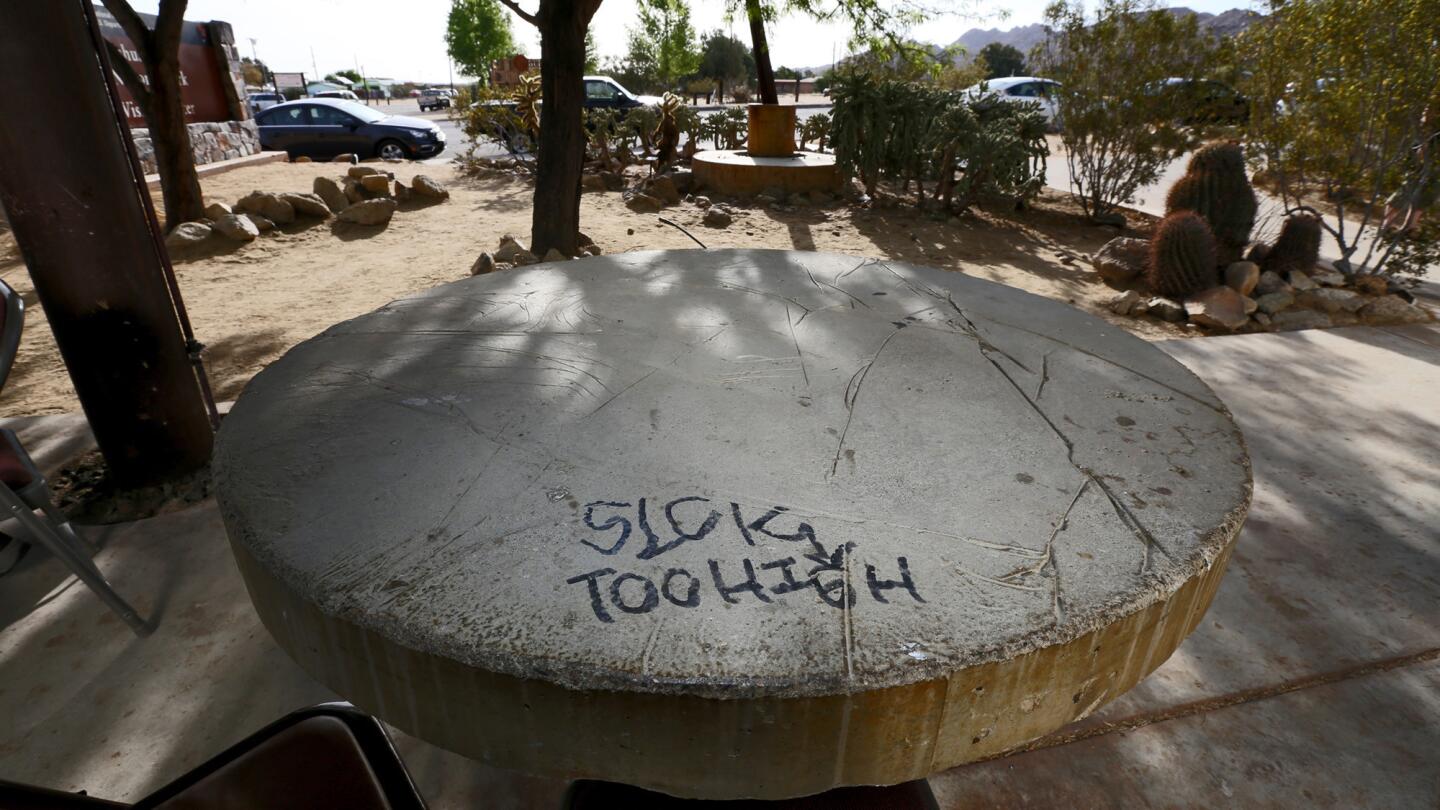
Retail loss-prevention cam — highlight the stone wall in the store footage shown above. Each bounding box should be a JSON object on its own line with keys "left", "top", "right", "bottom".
{"left": 130, "top": 120, "right": 261, "bottom": 175}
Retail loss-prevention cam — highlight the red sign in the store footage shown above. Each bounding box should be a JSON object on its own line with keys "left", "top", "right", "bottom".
{"left": 94, "top": 6, "right": 231, "bottom": 126}
{"left": 512, "top": 54, "right": 529, "bottom": 73}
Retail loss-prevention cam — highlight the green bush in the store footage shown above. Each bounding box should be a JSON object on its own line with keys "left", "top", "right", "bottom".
{"left": 829, "top": 75, "right": 1047, "bottom": 209}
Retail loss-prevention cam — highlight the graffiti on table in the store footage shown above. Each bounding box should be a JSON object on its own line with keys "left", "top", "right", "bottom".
{"left": 565, "top": 497, "right": 924, "bottom": 623}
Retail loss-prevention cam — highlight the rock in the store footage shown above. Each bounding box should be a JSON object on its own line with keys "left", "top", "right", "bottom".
{"left": 755, "top": 194, "right": 779, "bottom": 206}
{"left": 1299, "top": 288, "right": 1364, "bottom": 314}
{"left": 336, "top": 198, "right": 397, "bottom": 226}
{"left": 541, "top": 248, "right": 569, "bottom": 263}
{"left": 280, "top": 192, "right": 331, "bottom": 218}
{"left": 512, "top": 250, "right": 539, "bottom": 266}
{"left": 1288, "top": 270, "right": 1318, "bottom": 291}
{"left": 1147, "top": 297, "right": 1187, "bottom": 323}
{"left": 495, "top": 235, "right": 529, "bottom": 264}
{"left": 1243, "top": 242, "right": 1271, "bottom": 263}
{"left": 577, "top": 232, "right": 595, "bottom": 248}
{"left": 411, "top": 175, "right": 449, "bottom": 199}
{"left": 645, "top": 176, "right": 681, "bottom": 205}
{"left": 348, "top": 165, "right": 382, "bottom": 179}
{"left": 343, "top": 179, "right": 365, "bottom": 204}
{"left": 581, "top": 174, "right": 605, "bottom": 192}
{"left": 1090, "top": 211, "right": 1127, "bottom": 228}
{"left": 1091, "top": 237, "right": 1150, "bottom": 285}
{"left": 293, "top": 155, "right": 313, "bottom": 163}
{"left": 394, "top": 180, "right": 411, "bottom": 202}
{"left": 583, "top": 244, "right": 603, "bottom": 256}
{"left": 360, "top": 174, "right": 391, "bottom": 195}
{"left": 1252, "top": 312, "right": 1272, "bottom": 330}
{"left": 236, "top": 191, "right": 295, "bottom": 225}
{"left": 1330, "top": 311, "right": 1360, "bottom": 327}
{"left": 1272, "top": 309, "right": 1332, "bottom": 331}
{"left": 693, "top": 196, "right": 711, "bottom": 209}
{"left": 1184, "top": 286, "right": 1249, "bottom": 331}
{"left": 212, "top": 213, "right": 260, "bottom": 242}
{"left": 1353, "top": 275, "right": 1388, "bottom": 296}
{"left": 1254, "top": 270, "right": 1290, "bottom": 296}
{"left": 703, "top": 207, "right": 733, "bottom": 228}
{"left": 809, "top": 190, "right": 835, "bottom": 206}
{"left": 1255, "top": 291, "right": 1295, "bottom": 315}
{"left": 760, "top": 186, "right": 785, "bottom": 200}
{"left": 1359, "top": 295, "right": 1432, "bottom": 325}
{"left": 669, "top": 170, "right": 694, "bottom": 194}
{"left": 600, "top": 171, "right": 623, "bottom": 191}
{"left": 1241, "top": 296, "right": 1258, "bottom": 315}
{"left": 1312, "top": 268, "right": 1347, "bottom": 287}
{"left": 1223, "top": 261, "right": 1260, "bottom": 296}
{"left": 625, "top": 193, "right": 663, "bottom": 213}
{"left": 786, "top": 193, "right": 811, "bottom": 207}
{"left": 1107, "top": 289, "right": 1143, "bottom": 316}
{"left": 332, "top": 153, "right": 357, "bottom": 163}
{"left": 249, "top": 214, "right": 276, "bottom": 233}
{"left": 165, "top": 221, "right": 212, "bottom": 249}
{"left": 203, "top": 202, "right": 232, "bottom": 219}
{"left": 470, "top": 252, "right": 496, "bottom": 275}
{"left": 313, "top": 177, "right": 349, "bottom": 213}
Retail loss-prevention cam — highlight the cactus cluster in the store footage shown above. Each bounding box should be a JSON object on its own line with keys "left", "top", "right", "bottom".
{"left": 1164, "top": 141, "right": 1258, "bottom": 265}
{"left": 1148, "top": 211, "right": 1219, "bottom": 298}
{"left": 1262, "top": 213, "right": 1323, "bottom": 277}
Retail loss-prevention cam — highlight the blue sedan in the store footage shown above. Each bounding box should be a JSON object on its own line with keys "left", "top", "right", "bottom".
{"left": 255, "top": 98, "right": 445, "bottom": 161}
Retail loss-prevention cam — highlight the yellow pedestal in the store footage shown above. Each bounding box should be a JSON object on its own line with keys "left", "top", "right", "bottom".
{"left": 747, "top": 104, "right": 797, "bottom": 157}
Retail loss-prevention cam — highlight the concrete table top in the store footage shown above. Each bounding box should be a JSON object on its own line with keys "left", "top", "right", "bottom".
{"left": 215, "top": 249, "right": 1250, "bottom": 799}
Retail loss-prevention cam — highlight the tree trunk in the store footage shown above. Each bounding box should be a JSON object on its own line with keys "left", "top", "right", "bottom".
{"left": 745, "top": 0, "right": 778, "bottom": 105}
{"left": 531, "top": 0, "right": 589, "bottom": 257}
{"left": 146, "top": 54, "right": 204, "bottom": 227}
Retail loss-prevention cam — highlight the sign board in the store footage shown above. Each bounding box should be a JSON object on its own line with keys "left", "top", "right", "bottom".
{"left": 93, "top": 6, "right": 231, "bottom": 126}
{"left": 511, "top": 54, "right": 529, "bottom": 73}
{"left": 273, "top": 72, "right": 306, "bottom": 91}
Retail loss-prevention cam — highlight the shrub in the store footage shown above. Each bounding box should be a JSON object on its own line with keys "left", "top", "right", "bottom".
{"left": 1034, "top": 0, "right": 1216, "bottom": 219}
{"left": 1241, "top": 0, "right": 1440, "bottom": 276}
{"left": 829, "top": 74, "right": 1047, "bottom": 209}
{"left": 798, "top": 112, "right": 831, "bottom": 153}
{"left": 1148, "top": 211, "right": 1219, "bottom": 298}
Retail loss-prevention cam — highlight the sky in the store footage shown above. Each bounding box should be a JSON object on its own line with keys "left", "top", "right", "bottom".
{"left": 130, "top": 0, "right": 1255, "bottom": 84}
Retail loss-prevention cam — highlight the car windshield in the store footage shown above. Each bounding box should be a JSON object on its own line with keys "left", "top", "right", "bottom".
{"left": 327, "top": 100, "right": 386, "bottom": 123}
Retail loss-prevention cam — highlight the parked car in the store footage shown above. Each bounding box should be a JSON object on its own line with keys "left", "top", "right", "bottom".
{"left": 962, "top": 77, "right": 1062, "bottom": 124}
{"left": 582, "top": 75, "right": 662, "bottom": 110}
{"left": 247, "top": 92, "right": 284, "bottom": 116}
{"left": 313, "top": 89, "right": 361, "bottom": 102}
{"left": 255, "top": 98, "right": 445, "bottom": 160}
{"left": 1153, "top": 78, "right": 1249, "bottom": 124}
{"left": 419, "top": 88, "right": 451, "bottom": 111}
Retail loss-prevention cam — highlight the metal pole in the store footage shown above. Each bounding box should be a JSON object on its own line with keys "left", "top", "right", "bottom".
{"left": 0, "top": 1, "right": 214, "bottom": 485}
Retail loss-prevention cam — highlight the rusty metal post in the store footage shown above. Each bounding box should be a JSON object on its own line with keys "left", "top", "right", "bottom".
{"left": 0, "top": 1, "right": 214, "bottom": 485}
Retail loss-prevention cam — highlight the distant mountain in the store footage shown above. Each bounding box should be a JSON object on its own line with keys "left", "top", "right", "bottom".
{"left": 951, "top": 7, "right": 1264, "bottom": 61}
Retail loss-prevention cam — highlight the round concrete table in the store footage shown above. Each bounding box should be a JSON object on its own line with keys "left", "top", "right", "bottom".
{"left": 215, "top": 249, "right": 1250, "bottom": 800}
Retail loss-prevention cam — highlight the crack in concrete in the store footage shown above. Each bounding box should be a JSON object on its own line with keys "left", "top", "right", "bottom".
{"left": 828, "top": 327, "right": 905, "bottom": 478}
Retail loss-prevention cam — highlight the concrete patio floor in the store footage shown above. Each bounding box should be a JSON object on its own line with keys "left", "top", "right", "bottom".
{"left": 1, "top": 323, "right": 1437, "bottom": 808}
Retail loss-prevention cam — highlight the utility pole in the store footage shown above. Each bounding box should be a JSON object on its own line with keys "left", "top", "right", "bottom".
{"left": 0, "top": 1, "right": 214, "bottom": 485}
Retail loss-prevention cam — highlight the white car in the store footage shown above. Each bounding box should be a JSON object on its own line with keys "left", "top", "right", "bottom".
{"left": 963, "top": 77, "right": 1062, "bottom": 123}
{"left": 247, "top": 92, "right": 284, "bottom": 116}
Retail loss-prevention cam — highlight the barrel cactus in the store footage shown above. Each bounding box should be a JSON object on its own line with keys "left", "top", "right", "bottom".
{"left": 1164, "top": 141, "right": 1257, "bottom": 265}
{"left": 1148, "top": 211, "right": 1219, "bottom": 299}
{"left": 1261, "top": 213, "right": 1323, "bottom": 277}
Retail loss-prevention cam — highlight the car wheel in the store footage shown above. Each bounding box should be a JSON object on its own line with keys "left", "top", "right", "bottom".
{"left": 376, "top": 140, "right": 410, "bottom": 161}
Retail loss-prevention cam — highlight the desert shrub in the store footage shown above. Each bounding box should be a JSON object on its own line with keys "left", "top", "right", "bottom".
{"left": 452, "top": 84, "right": 532, "bottom": 162}
{"left": 1241, "top": 0, "right": 1440, "bottom": 276}
{"left": 1034, "top": 0, "right": 1215, "bottom": 219}
{"left": 730, "top": 86, "right": 751, "bottom": 103}
{"left": 829, "top": 74, "right": 1047, "bottom": 209}
{"left": 704, "top": 107, "right": 747, "bottom": 149}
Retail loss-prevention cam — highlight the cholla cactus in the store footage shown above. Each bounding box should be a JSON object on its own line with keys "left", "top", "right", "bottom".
{"left": 654, "top": 93, "right": 683, "bottom": 168}
{"left": 515, "top": 73, "right": 541, "bottom": 138}
{"left": 798, "top": 112, "right": 832, "bottom": 153}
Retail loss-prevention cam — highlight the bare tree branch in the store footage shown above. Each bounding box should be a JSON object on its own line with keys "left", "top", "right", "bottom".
{"left": 495, "top": 0, "right": 539, "bottom": 27}
{"left": 104, "top": 38, "right": 151, "bottom": 109}
{"left": 99, "top": 0, "right": 153, "bottom": 67}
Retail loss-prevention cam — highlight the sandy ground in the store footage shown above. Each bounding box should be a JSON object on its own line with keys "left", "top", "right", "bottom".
{"left": 0, "top": 161, "right": 1173, "bottom": 416}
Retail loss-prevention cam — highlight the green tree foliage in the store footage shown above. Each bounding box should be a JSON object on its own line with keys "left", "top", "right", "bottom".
{"left": 698, "top": 31, "right": 754, "bottom": 102}
{"left": 977, "top": 42, "right": 1025, "bottom": 79}
{"left": 239, "top": 57, "right": 268, "bottom": 88}
{"left": 1241, "top": 0, "right": 1440, "bottom": 276}
{"left": 585, "top": 31, "right": 600, "bottom": 73}
{"left": 622, "top": 0, "right": 701, "bottom": 92}
{"left": 328, "top": 69, "right": 362, "bottom": 84}
{"left": 445, "top": 0, "right": 516, "bottom": 82}
{"left": 774, "top": 66, "right": 802, "bottom": 80}
{"left": 1034, "top": 0, "right": 1214, "bottom": 219}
